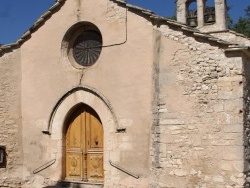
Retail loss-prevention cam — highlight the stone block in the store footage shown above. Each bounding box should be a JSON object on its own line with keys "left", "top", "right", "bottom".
{"left": 233, "top": 161, "right": 244, "bottom": 172}
{"left": 216, "top": 112, "right": 231, "bottom": 125}
{"left": 159, "top": 108, "right": 168, "bottom": 113}
{"left": 222, "top": 146, "right": 244, "bottom": 160}
{"left": 214, "top": 102, "right": 224, "bottom": 112}
{"left": 218, "top": 91, "right": 234, "bottom": 100}
{"left": 158, "top": 174, "right": 188, "bottom": 188}
{"left": 159, "top": 134, "right": 176, "bottom": 144}
{"left": 221, "top": 161, "right": 233, "bottom": 171}
{"left": 218, "top": 76, "right": 242, "bottom": 82}
{"left": 212, "top": 175, "right": 224, "bottom": 183}
{"left": 173, "top": 169, "right": 188, "bottom": 177}
{"left": 160, "top": 119, "right": 185, "bottom": 125}
{"left": 224, "top": 99, "right": 243, "bottom": 112}
{"left": 223, "top": 124, "right": 242, "bottom": 133}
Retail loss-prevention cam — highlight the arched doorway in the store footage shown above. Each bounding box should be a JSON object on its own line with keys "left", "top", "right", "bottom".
{"left": 65, "top": 104, "right": 104, "bottom": 183}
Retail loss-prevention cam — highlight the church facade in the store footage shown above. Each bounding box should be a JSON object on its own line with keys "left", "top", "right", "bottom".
{"left": 0, "top": 0, "right": 250, "bottom": 187}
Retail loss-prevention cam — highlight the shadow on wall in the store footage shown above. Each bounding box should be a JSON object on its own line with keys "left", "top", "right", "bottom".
{"left": 43, "top": 181, "right": 82, "bottom": 188}
{"left": 243, "top": 54, "right": 250, "bottom": 187}
{"left": 43, "top": 181, "right": 102, "bottom": 188}
{"left": 0, "top": 146, "right": 7, "bottom": 169}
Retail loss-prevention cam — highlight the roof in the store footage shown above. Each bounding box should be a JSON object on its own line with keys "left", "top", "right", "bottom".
{"left": 0, "top": 0, "right": 249, "bottom": 56}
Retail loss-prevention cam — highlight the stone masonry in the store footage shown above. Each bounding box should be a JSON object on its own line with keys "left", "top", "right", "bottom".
{"left": 151, "top": 23, "right": 245, "bottom": 187}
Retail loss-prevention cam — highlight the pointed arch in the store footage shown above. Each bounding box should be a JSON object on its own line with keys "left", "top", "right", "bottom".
{"left": 43, "top": 85, "right": 120, "bottom": 183}
{"left": 44, "top": 85, "right": 121, "bottom": 137}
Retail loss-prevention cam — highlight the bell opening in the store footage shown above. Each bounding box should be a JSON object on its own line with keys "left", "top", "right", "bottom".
{"left": 204, "top": 0, "right": 216, "bottom": 24}
{"left": 186, "top": 0, "right": 198, "bottom": 27}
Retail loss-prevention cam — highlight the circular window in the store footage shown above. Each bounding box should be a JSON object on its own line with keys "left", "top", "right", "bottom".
{"left": 73, "top": 30, "right": 102, "bottom": 67}
{"left": 62, "top": 23, "right": 103, "bottom": 69}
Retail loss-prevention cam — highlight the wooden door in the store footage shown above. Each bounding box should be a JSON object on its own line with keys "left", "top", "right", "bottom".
{"left": 65, "top": 105, "right": 104, "bottom": 182}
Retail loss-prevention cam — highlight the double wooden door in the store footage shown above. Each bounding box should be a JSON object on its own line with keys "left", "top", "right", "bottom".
{"left": 65, "top": 105, "right": 104, "bottom": 182}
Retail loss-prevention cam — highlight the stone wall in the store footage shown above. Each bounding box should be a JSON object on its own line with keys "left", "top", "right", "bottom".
{"left": 0, "top": 49, "right": 22, "bottom": 187}
{"left": 210, "top": 31, "right": 250, "bottom": 46}
{"left": 151, "top": 23, "right": 245, "bottom": 188}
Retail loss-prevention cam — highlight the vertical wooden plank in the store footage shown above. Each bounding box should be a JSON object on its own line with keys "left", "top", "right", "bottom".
{"left": 69, "top": 113, "right": 81, "bottom": 149}
{"left": 86, "top": 110, "right": 91, "bottom": 151}
{"left": 65, "top": 110, "right": 83, "bottom": 180}
{"left": 81, "top": 111, "right": 86, "bottom": 152}
{"left": 65, "top": 122, "right": 71, "bottom": 179}
{"left": 89, "top": 115, "right": 103, "bottom": 149}
{"left": 87, "top": 109, "right": 104, "bottom": 182}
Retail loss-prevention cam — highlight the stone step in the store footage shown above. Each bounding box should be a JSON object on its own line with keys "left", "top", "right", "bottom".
{"left": 44, "top": 181, "right": 104, "bottom": 188}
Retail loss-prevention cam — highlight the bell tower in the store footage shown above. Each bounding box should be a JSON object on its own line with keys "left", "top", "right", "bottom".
{"left": 176, "top": 0, "right": 227, "bottom": 31}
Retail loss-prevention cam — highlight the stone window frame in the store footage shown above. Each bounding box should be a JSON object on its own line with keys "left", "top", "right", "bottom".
{"left": 62, "top": 22, "right": 103, "bottom": 69}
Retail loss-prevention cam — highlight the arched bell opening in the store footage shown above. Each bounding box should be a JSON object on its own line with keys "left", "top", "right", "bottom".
{"left": 62, "top": 103, "right": 104, "bottom": 183}
{"left": 176, "top": 0, "right": 227, "bottom": 30}
{"left": 186, "top": 0, "right": 198, "bottom": 27}
{"left": 204, "top": 0, "right": 216, "bottom": 24}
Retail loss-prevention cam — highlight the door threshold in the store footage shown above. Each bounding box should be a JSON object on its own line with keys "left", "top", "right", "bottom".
{"left": 61, "top": 180, "right": 103, "bottom": 185}
{"left": 45, "top": 180, "right": 104, "bottom": 188}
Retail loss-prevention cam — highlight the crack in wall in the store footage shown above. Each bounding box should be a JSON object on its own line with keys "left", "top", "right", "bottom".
{"left": 76, "top": 0, "right": 81, "bottom": 21}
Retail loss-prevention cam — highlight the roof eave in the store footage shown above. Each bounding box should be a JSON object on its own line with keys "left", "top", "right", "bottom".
{"left": 0, "top": 0, "right": 249, "bottom": 56}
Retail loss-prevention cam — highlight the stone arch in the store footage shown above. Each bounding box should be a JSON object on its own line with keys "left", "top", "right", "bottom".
{"left": 45, "top": 85, "right": 118, "bottom": 182}
{"left": 45, "top": 85, "right": 120, "bottom": 138}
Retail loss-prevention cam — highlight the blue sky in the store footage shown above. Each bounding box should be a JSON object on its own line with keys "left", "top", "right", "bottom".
{"left": 0, "top": 0, "right": 249, "bottom": 44}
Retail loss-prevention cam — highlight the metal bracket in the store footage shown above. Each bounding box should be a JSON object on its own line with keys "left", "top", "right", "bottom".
{"left": 33, "top": 159, "right": 56, "bottom": 174}
{"left": 109, "top": 160, "right": 139, "bottom": 179}
{"left": 116, "top": 127, "right": 126, "bottom": 133}
{"left": 42, "top": 130, "right": 51, "bottom": 135}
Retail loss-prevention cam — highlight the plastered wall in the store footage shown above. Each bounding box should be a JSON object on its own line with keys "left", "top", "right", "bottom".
{"left": 20, "top": 0, "right": 153, "bottom": 187}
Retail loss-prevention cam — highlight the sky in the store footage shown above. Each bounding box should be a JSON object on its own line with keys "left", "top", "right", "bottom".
{"left": 0, "top": 0, "right": 249, "bottom": 45}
